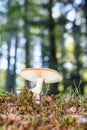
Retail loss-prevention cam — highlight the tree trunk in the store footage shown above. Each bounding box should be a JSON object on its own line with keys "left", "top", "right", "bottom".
{"left": 24, "top": 0, "right": 30, "bottom": 68}
{"left": 6, "top": 35, "right": 11, "bottom": 91}
{"left": 72, "top": 21, "right": 83, "bottom": 94}
{"left": 6, "top": 36, "right": 17, "bottom": 92}
{"left": 24, "top": 0, "right": 31, "bottom": 87}
{"left": 48, "top": 0, "right": 58, "bottom": 95}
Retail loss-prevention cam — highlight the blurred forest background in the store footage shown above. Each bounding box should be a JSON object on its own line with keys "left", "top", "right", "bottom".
{"left": 0, "top": 0, "right": 87, "bottom": 95}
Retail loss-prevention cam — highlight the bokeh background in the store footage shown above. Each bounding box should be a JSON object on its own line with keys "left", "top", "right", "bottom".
{"left": 0, "top": 0, "right": 87, "bottom": 94}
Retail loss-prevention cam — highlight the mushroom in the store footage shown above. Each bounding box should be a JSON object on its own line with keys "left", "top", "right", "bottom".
{"left": 20, "top": 68, "right": 63, "bottom": 101}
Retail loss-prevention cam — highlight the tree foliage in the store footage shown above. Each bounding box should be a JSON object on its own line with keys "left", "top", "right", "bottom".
{"left": 0, "top": 0, "right": 87, "bottom": 94}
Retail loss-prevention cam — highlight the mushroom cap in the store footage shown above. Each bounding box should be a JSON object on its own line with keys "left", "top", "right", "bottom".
{"left": 20, "top": 68, "right": 63, "bottom": 83}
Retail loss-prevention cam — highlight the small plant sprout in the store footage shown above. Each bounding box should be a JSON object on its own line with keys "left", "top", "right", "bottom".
{"left": 20, "top": 68, "right": 63, "bottom": 101}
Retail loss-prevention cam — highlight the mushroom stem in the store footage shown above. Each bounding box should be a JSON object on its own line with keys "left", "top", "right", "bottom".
{"left": 31, "top": 78, "right": 43, "bottom": 100}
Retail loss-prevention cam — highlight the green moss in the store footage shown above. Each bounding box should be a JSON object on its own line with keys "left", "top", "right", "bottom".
{"left": 0, "top": 88, "right": 87, "bottom": 129}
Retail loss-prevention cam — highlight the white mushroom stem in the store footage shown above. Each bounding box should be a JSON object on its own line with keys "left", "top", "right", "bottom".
{"left": 31, "top": 77, "right": 43, "bottom": 100}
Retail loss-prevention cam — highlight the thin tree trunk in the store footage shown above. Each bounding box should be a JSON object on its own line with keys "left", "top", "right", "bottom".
{"left": 24, "top": 0, "right": 30, "bottom": 68}
{"left": 81, "top": 0, "right": 87, "bottom": 93}
{"left": 6, "top": 35, "right": 11, "bottom": 91}
{"left": 59, "top": 27, "right": 67, "bottom": 92}
{"left": 72, "top": 21, "right": 82, "bottom": 94}
{"left": 24, "top": 0, "right": 31, "bottom": 87}
{"left": 13, "top": 36, "right": 17, "bottom": 92}
{"left": 6, "top": 36, "right": 17, "bottom": 92}
{"left": 48, "top": 0, "right": 58, "bottom": 69}
{"left": 48, "top": 0, "right": 58, "bottom": 95}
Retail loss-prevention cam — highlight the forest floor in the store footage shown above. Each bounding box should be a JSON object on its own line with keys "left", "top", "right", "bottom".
{"left": 0, "top": 88, "right": 87, "bottom": 130}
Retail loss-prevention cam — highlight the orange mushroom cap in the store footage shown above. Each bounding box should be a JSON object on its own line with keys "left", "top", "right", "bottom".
{"left": 20, "top": 68, "right": 63, "bottom": 83}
